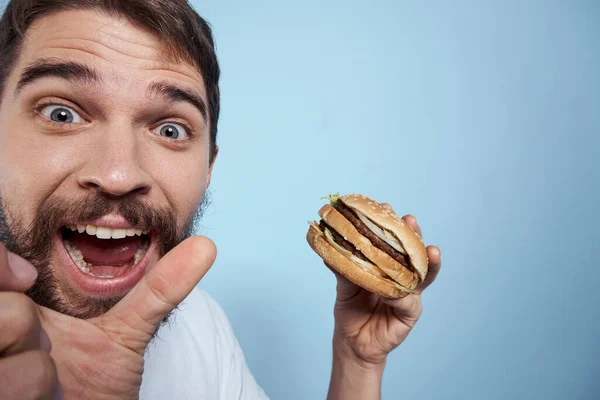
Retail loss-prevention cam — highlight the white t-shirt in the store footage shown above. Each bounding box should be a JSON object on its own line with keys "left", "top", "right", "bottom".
{"left": 140, "top": 288, "right": 269, "bottom": 399}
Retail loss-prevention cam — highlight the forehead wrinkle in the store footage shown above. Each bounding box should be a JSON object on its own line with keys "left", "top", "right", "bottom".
{"left": 40, "top": 37, "right": 157, "bottom": 64}
{"left": 27, "top": 13, "right": 159, "bottom": 62}
{"left": 33, "top": 45, "right": 113, "bottom": 64}
{"left": 141, "top": 66, "right": 206, "bottom": 95}
{"left": 94, "top": 25, "right": 164, "bottom": 55}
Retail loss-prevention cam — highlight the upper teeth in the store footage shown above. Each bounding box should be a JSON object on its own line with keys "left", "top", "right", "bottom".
{"left": 66, "top": 225, "right": 149, "bottom": 240}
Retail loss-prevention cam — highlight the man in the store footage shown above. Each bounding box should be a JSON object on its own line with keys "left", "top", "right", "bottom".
{"left": 0, "top": 0, "right": 442, "bottom": 398}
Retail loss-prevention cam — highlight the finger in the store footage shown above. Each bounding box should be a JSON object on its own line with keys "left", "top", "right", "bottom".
{"left": 0, "top": 350, "right": 61, "bottom": 400}
{"left": 0, "top": 292, "right": 45, "bottom": 355}
{"left": 416, "top": 246, "right": 442, "bottom": 294}
{"left": 324, "top": 262, "right": 361, "bottom": 301}
{"left": 103, "top": 236, "right": 216, "bottom": 354}
{"left": 0, "top": 243, "right": 38, "bottom": 292}
{"left": 380, "top": 203, "right": 395, "bottom": 213}
{"left": 381, "top": 293, "right": 424, "bottom": 329}
{"left": 402, "top": 214, "right": 422, "bottom": 238}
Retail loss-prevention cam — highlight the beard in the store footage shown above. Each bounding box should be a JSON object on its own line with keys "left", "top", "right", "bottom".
{"left": 0, "top": 191, "right": 209, "bottom": 321}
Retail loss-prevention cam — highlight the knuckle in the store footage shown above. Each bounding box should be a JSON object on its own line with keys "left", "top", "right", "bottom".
{"left": 2, "top": 293, "right": 39, "bottom": 337}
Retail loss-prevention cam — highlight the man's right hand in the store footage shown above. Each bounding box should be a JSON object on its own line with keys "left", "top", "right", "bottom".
{"left": 0, "top": 243, "right": 63, "bottom": 399}
{"left": 1, "top": 236, "right": 216, "bottom": 399}
{"left": 0, "top": 236, "right": 215, "bottom": 399}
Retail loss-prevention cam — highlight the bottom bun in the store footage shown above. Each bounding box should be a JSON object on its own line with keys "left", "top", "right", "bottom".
{"left": 306, "top": 226, "right": 409, "bottom": 299}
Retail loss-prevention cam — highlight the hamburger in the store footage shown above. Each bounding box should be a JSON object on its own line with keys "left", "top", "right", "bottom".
{"left": 306, "top": 193, "right": 428, "bottom": 299}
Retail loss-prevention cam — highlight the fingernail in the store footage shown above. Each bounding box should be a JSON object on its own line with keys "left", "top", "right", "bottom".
{"left": 7, "top": 252, "right": 38, "bottom": 283}
{"left": 40, "top": 329, "right": 52, "bottom": 352}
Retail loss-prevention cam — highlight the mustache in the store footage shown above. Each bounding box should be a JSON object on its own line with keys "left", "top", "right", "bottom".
{"left": 36, "top": 195, "right": 173, "bottom": 233}
{"left": 12, "top": 194, "right": 182, "bottom": 265}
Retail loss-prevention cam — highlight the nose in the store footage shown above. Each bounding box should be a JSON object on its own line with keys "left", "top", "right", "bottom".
{"left": 77, "top": 124, "right": 151, "bottom": 197}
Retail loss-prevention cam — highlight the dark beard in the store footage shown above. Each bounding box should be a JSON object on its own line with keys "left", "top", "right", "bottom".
{"left": 0, "top": 192, "right": 209, "bottom": 324}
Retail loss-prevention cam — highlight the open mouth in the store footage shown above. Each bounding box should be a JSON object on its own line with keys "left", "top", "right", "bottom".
{"left": 61, "top": 224, "right": 152, "bottom": 279}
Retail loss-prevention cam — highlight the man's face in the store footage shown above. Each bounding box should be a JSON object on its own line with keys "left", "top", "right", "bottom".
{"left": 0, "top": 10, "right": 215, "bottom": 318}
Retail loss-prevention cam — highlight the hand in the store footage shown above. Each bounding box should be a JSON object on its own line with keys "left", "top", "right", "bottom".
{"left": 41, "top": 236, "right": 216, "bottom": 399}
{"left": 6, "top": 236, "right": 215, "bottom": 399}
{"left": 329, "top": 205, "right": 442, "bottom": 368}
{"left": 0, "top": 243, "right": 63, "bottom": 399}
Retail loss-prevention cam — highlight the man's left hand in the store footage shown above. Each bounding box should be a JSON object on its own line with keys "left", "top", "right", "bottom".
{"left": 329, "top": 205, "right": 442, "bottom": 368}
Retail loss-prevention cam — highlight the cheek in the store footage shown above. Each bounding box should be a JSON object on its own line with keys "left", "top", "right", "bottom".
{"left": 148, "top": 150, "right": 209, "bottom": 219}
{"left": 2, "top": 136, "right": 82, "bottom": 192}
{"left": 0, "top": 116, "right": 83, "bottom": 221}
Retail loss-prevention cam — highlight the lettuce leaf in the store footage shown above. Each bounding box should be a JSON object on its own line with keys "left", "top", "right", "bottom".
{"left": 321, "top": 193, "right": 340, "bottom": 205}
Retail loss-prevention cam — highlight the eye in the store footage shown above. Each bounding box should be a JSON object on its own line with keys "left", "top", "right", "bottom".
{"left": 40, "top": 105, "right": 83, "bottom": 124}
{"left": 153, "top": 123, "right": 188, "bottom": 140}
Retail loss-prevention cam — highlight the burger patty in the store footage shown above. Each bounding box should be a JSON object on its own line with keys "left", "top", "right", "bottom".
{"left": 319, "top": 220, "right": 369, "bottom": 262}
{"left": 334, "top": 203, "right": 410, "bottom": 268}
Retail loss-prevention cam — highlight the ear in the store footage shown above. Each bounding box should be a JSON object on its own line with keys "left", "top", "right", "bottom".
{"left": 206, "top": 145, "right": 219, "bottom": 190}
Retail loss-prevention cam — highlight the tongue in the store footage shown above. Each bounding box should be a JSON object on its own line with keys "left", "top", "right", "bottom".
{"left": 69, "top": 233, "right": 142, "bottom": 266}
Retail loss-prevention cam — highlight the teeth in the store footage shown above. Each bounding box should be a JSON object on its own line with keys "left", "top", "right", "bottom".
{"left": 67, "top": 244, "right": 89, "bottom": 273}
{"left": 64, "top": 237, "right": 150, "bottom": 276}
{"left": 111, "top": 229, "right": 127, "bottom": 239}
{"left": 95, "top": 227, "right": 112, "bottom": 239}
{"left": 74, "top": 258, "right": 89, "bottom": 274}
{"left": 72, "top": 225, "right": 148, "bottom": 239}
{"left": 71, "top": 249, "right": 83, "bottom": 261}
{"left": 133, "top": 240, "right": 150, "bottom": 265}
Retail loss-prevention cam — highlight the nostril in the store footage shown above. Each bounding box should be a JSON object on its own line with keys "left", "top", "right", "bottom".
{"left": 86, "top": 182, "right": 101, "bottom": 190}
{"left": 77, "top": 174, "right": 151, "bottom": 197}
{"left": 131, "top": 185, "right": 151, "bottom": 196}
{"left": 79, "top": 178, "right": 102, "bottom": 191}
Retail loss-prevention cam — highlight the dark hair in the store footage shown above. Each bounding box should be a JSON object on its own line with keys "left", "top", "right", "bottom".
{"left": 0, "top": 0, "right": 220, "bottom": 163}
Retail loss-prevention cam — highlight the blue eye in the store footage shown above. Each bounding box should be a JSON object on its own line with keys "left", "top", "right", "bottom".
{"left": 41, "top": 105, "right": 82, "bottom": 124}
{"left": 154, "top": 123, "right": 188, "bottom": 140}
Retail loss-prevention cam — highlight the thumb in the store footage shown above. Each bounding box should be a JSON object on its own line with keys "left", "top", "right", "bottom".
{"left": 100, "top": 236, "right": 216, "bottom": 353}
{"left": 324, "top": 262, "right": 361, "bottom": 302}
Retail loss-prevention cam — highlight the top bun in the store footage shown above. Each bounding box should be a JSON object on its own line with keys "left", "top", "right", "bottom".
{"left": 339, "top": 194, "right": 428, "bottom": 281}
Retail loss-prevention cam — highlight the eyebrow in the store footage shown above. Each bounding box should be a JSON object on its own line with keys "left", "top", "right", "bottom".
{"left": 148, "top": 81, "right": 208, "bottom": 124}
{"left": 14, "top": 60, "right": 208, "bottom": 123}
{"left": 15, "top": 59, "right": 100, "bottom": 95}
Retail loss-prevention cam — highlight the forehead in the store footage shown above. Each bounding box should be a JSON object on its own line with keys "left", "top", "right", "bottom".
{"left": 13, "top": 9, "right": 206, "bottom": 95}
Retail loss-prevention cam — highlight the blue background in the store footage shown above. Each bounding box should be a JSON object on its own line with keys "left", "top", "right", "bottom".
{"left": 193, "top": 1, "right": 600, "bottom": 399}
